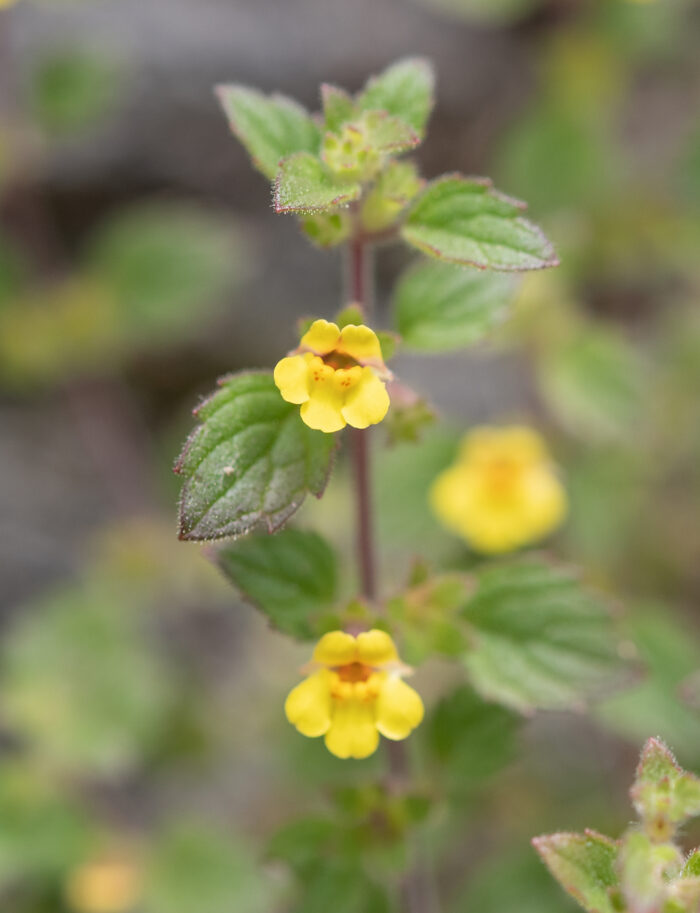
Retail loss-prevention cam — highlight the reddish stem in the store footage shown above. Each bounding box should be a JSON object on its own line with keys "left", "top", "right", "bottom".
{"left": 346, "top": 236, "right": 377, "bottom": 602}
{"left": 350, "top": 426, "right": 376, "bottom": 601}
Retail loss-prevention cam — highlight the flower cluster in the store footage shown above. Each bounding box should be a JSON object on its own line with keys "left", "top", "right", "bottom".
{"left": 431, "top": 426, "right": 567, "bottom": 554}
{"left": 274, "top": 318, "right": 391, "bottom": 433}
{"left": 285, "top": 629, "right": 424, "bottom": 759}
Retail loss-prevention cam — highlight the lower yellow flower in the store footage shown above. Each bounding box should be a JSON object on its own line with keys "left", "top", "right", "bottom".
{"left": 430, "top": 426, "right": 567, "bottom": 554}
{"left": 285, "top": 629, "right": 424, "bottom": 759}
{"left": 65, "top": 858, "right": 141, "bottom": 913}
{"left": 274, "top": 318, "right": 391, "bottom": 433}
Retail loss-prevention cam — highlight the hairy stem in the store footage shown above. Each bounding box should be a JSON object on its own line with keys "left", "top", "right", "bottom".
{"left": 344, "top": 232, "right": 439, "bottom": 913}
{"left": 350, "top": 425, "right": 377, "bottom": 601}
{"left": 346, "top": 235, "right": 377, "bottom": 602}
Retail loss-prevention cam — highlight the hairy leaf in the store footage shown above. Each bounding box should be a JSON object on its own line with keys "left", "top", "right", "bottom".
{"left": 618, "top": 828, "right": 682, "bottom": 913}
{"left": 533, "top": 830, "right": 619, "bottom": 913}
{"left": 462, "top": 559, "right": 623, "bottom": 713}
{"left": 402, "top": 175, "right": 558, "bottom": 271}
{"left": 394, "top": 259, "right": 518, "bottom": 351}
{"left": 630, "top": 738, "right": 700, "bottom": 832}
{"left": 216, "top": 529, "right": 338, "bottom": 638}
{"left": 362, "top": 110, "right": 419, "bottom": 155}
{"left": 540, "top": 326, "right": 646, "bottom": 442}
{"left": 274, "top": 153, "right": 361, "bottom": 214}
{"left": 358, "top": 57, "right": 435, "bottom": 136}
{"left": 427, "top": 685, "right": 520, "bottom": 795}
{"left": 216, "top": 85, "right": 320, "bottom": 180}
{"left": 175, "top": 372, "right": 335, "bottom": 541}
{"left": 321, "top": 84, "right": 356, "bottom": 133}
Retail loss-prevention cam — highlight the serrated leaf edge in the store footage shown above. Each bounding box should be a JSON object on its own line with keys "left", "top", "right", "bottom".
{"left": 174, "top": 370, "right": 337, "bottom": 542}
{"left": 402, "top": 172, "right": 560, "bottom": 272}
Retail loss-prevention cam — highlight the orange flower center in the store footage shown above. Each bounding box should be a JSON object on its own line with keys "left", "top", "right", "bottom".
{"left": 483, "top": 457, "right": 522, "bottom": 497}
{"left": 336, "top": 661, "right": 372, "bottom": 683}
{"left": 323, "top": 352, "right": 357, "bottom": 371}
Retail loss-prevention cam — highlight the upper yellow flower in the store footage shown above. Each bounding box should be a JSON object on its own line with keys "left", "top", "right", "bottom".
{"left": 274, "top": 318, "right": 391, "bottom": 433}
{"left": 0, "top": 0, "right": 20, "bottom": 8}
{"left": 285, "top": 629, "right": 424, "bottom": 759}
{"left": 430, "top": 426, "right": 567, "bottom": 554}
{"left": 65, "top": 858, "right": 141, "bottom": 913}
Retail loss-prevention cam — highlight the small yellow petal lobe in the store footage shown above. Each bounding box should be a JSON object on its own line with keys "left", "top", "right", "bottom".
{"left": 273, "top": 354, "right": 311, "bottom": 404}
{"left": 313, "top": 631, "right": 357, "bottom": 666}
{"left": 284, "top": 670, "right": 332, "bottom": 737}
{"left": 356, "top": 629, "right": 398, "bottom": 666}
{"left": 300, "top": 319, "right": 341, "bottom": 355}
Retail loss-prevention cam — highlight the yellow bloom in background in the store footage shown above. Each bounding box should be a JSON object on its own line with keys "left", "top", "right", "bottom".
{"left": 430, "top": 426, "right": 567, "bottom": 555}
{"left": 274, "top": 318, "right": 391, "bottom": 433}
{"left": 285, "top": 629, "right": 424, "bottom": 759}
{"left": 65, "top": 858, "right": 141, "bottom": 913}
{"left": 0, "top": 0, "right": 20, "bottom": 8}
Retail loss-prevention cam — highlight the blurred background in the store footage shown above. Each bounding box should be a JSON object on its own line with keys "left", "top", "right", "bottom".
{"left": 1, "top": 0, "right": 700, "bottom": 911}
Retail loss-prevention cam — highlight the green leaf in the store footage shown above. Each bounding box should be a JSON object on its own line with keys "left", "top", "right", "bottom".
{"left": 321, "top": 84, "right": 356, "bottom": 133}
{"left": 31, "top": 48, "right": 121, "bottom": 135}
{"left": 274, "top": 152, "right": 361, "bottom": 214}
{"left": 595, "top": 611, "right": 700, "bottom": 761}
{"left": 682, "top": 851, "right": 700, "bottom": 878}
{"left": 388, "top": 573, "right": 469, "bottom": 665}
{"left": 540, "top": 326, "right": 646, "bottom": 443}
{"left": 394, "top": 259, "right": 518, "bottom": 351}
{"left": 532, "top": 830, "right": 619, "bottom": 913}
{"left": 267, "top": 818, "right": 339, "bottom": 878}
{"left": 618, "top": 828, "right": 682, "bottom": 913}
{"left": 402, "top": 175, "right": 558, "bottom": 271}
{"left": 291, "top": 862, "right": 390, "bottom": 913}
{"left": 426, "top": 685, "right": 520, "bottom": 795}
{"left": 630, "top": 738, "right": 700, "bottom": 833}
{"left": 358, "top": 57, "right": 435, "bottom": 137}
{"left": 301, "top": 210, "right": 352, "bottom": 248}
{"left": 216, "top": 85, "right": 320, "bottom": 180}
{"left": 145, "top": 825, "right": 273, "bottom": 913}
{"left": 360, "top": 160, "right": 423, "bottom": 233}
{"left": 362, "top": 109, "right": 419, "bottom": 155}
{"left": 175, "top": 372, "right": 335, "bottom": 541}
{"left": 216, "top": 528, "right": 338, "bottom": 638}
{"left": 461, "top": 559, "right": 624, "bottom": 713}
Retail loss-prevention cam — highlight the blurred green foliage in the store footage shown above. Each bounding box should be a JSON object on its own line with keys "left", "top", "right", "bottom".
{"left": 31, "top": 47, "right": 122, "bottom": 136}
{"left": 1, "top": 0, "right": 700, "bottom": 911}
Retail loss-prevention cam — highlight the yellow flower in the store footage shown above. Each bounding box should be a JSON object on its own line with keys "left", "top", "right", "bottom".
{"left": 285, "top": 629, "right": 424, "bottom": 759}
{"left": 430, "top": 426, "right": 567, "bottom": 554}
{"left": 274, "top": 318, "right": 391, "bottom": 433}
{"left": 65, "top": 858, "right": 141, "bottom": 913}
{"left": 0, "top": 0, "right": 20, "bottom": 8}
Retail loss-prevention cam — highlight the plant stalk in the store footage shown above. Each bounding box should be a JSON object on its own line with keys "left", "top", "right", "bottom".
{"left": 346, "top": 235, "right": 377, "bottom": 603}
{"left": 345, "top": 233, "right": 439, "bottom": 913}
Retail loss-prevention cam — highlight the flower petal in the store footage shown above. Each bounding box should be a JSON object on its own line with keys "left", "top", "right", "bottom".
{"left": 356, "top": 629, "right": 398, "bottom": 666}
{"left": 429, "top": 464, "right": 475, "bottom": 539}
{"left": 338, "top": 324, "right": 384, "bottom": 366}
{"left": 313, "top": 631, "right": 357, "bottom": 666}
{"left": 324, "top": 699, "right": 379, "bottom": 759}
{"left": 300, "top": 361, "right": 346, "bottom": 432}
{"left": 274, "top": 354, "right": 311, "bottom": 404}
{"left": 375, "top": 676, "right": 424, "bottom": 740}
{"left": 284, "top": 670, "right": 332, "bottom": 737}
{"left": 340, "top": 368, "right": 389, "bottom": 429}
{"left": 300, "top": 319, "right": 341, "bottom": 355}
